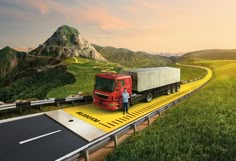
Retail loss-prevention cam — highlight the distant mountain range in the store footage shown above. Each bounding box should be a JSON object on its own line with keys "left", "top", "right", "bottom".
{"left": 179, "top": 49, "right": 236, "bottom": 62}
{"left": 92, "top": 44, "right": 171, "bottom": 67}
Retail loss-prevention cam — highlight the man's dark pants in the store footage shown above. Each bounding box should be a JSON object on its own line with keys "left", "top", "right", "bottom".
{"left": 123, "top": 102, "right": 129, "bottom": 114}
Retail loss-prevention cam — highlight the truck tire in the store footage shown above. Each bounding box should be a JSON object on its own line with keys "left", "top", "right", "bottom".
{"left": 176, "top": 86, "right": 180, "bottom": 92}
{"left": 166, "top": 88, "right": 171, "bottom": 95}
{"left": 145, "top": 92, "right": 153, "bottom": 102}
{"left": 172, "top": 86, "right": 176, "bottom": 93}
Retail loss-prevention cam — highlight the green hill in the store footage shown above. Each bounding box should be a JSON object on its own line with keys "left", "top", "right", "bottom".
{"left": 92, "top": 44, "right": 171, "bottom": 67}
{"left": 180, "top": 49, "right": 236, "bottom": 62}
{"left": 47, "top": 57, "right": 123, "bottom": 98}
{"left": 0, "top": 46, "right": 26, "bottom": 80}
{"left": 0, "top": 47, "right": 61, "bottom": 86}
{"left": 0, "top": 46, "right": 75, "bottom": 102}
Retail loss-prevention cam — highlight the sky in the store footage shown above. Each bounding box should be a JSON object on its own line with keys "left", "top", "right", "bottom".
{"left": 0, "top": 0, "right": 236, "bottom": 53}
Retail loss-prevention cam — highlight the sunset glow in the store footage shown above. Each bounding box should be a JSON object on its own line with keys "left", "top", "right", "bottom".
{"left": 0, "top": 0, "right": 236, "bottom": 53}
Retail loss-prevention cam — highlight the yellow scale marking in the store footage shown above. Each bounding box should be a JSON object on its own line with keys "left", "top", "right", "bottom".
{"left": 64, "top": 66, "right": 212, "bottom": 132}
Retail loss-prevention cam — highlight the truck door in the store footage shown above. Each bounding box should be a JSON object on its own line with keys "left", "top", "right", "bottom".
{"left": 116, "top": 79, "right": 125, "bottom": 108}
{"left": 124, "top": 78, "right": 132, "bottom": 93}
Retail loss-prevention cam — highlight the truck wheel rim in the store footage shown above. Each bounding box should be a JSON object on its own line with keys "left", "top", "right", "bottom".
{"left": 172, "top": 88, "right": 176, "bottom": 93}
{"left": 167, "top": 89, "right": 171, "bottom": 95}
{"left": 177, "top": 87, "right": 180, "bottom": 92}
{"left": 146, "top": 93, "right": 153, "bottom": 102}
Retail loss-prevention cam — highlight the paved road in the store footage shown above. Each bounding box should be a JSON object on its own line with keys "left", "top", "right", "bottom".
{"left": 0, "top": 115, "right": 88, "bottom": 161}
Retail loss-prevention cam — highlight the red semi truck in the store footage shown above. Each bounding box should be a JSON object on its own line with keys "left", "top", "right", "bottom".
{"left": 93, "top": 67, "right": 181, "bottom": 110}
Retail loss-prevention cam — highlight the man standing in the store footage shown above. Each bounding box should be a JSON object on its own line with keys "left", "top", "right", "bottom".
{"left": 122, "top": 88, "right": 130, "bottom": 114}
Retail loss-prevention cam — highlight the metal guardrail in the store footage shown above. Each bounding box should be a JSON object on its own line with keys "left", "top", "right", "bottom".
{"left": 30, "top": 98, "right": 55, "bottom": 106}
{"left": 0, "top": 103, "right": 17, "bottom": 111}
{"left": 0, "top": 96, "right": 93, "bottom": 112}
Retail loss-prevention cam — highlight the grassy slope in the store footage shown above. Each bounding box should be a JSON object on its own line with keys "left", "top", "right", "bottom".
{"left": 180, "top": 49, "right": 236, "bottom": 62}
{"left": 0, "top": 47, "right": 74, "bottom": 102}
{"left": 173, "top": 64, "right": 207, "bottom": 82}
{"left": 0, "top": 66, "right": 75, "bottom": 102}
{"left": 92, "top": 44, "right": 171, "bottom": 68}
{"left": 105, "top": 60, "right": 236, "bottom": 161}
{"left": 47, "top": 57, "right": 122, "bottom": 98}
{"left": 0, "top": 46, "right": 26, "bottom": 80}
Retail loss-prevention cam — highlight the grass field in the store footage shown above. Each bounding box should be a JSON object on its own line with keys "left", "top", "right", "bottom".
{"left": 47, "top": 58, "right": 207, "bottom": 98}
{"left": 174, "top": 64, "right": 207, "bottom": 82}
{"left": 179, "top": 49, "right": 236, "bottom": 62}
{"left": 104, "top": 60, "right": 236, "bottom": 161}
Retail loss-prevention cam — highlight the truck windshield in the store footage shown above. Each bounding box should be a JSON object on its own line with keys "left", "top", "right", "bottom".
{"left": 95, "top": 76, "right": 115, "bottom": 92}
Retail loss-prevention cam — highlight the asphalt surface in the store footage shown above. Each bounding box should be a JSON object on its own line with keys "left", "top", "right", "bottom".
{"left": 0, "top": 115, "right": 88, "bottom": 161}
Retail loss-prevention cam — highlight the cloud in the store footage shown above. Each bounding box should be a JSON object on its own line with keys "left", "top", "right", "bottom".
{"left": 36, "top": 2, "right": 49, "bottom": 14}
{"left": 82, "top": 7, "right": 130, "bottom": 30}
{"left": 9, "top": 0, "right": 130, "bottom": 30}
{"left": 137, "top": 0, "right": 163, "bottom": 10}
{"left": 123, "top": 6, "right": 138, "bottom": 14}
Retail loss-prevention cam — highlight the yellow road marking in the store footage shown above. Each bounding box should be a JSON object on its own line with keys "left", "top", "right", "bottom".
{"left": 64, "top": 66, "right": 212, "bottom": 132}
{"left": 72, "top": 57, "right": 78, "bottom": 63}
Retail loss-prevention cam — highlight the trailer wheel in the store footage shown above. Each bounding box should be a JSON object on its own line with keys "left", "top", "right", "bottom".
{"left": 176, "top": 86, "right": 180, "bottom": 92}
{"left": 172, "top": 86, "right": 176, "bottom": 93}
{"left": 145, "top": 92, "right": 153, "bottom": 102}
{"left": 166, "top": 88, "right": 171, "bottom": 95}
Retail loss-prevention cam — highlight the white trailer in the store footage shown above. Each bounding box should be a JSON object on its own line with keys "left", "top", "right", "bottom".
{"left": 122, "top": 67, "right": 181, "bottom": 102}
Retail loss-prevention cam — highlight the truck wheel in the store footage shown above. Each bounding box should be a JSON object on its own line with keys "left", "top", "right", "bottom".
{"left": 145, "top": 92, "right": 153, "bottom": 102}
{"left": 166, "top": 88, "right": 171, "bottom": 95}
{"left": 176, "top": 86, "right": 180, "bottom": 92}
{"left": 172, "top": 86, "right": 176, "bottom": 93}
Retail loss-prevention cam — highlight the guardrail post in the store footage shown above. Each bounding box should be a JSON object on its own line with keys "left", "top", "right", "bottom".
{"left": 112, "top": 135, "right": 118, "bottom": 147}
{"left": 147, "top": 116, "right": 151, "bottom": 125}
{"left": 82, "top": 150, "right": 89, "bottom": 161}
{"left": 55, "top": 98, "right": 65, "bottom": 107}
{"left": 132, "top": 124, "right": 137, "bottom": 134}
{"left": 19, "top": 107, "right": 23, "bottom": 114}
{"left": 158, "top": 111, "right": 161, "bottom": 117}
{"left": 39, "top": 105, "right": 43, "bottom": 111}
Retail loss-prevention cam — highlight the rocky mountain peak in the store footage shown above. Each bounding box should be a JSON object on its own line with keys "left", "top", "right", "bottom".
{"left": 31, "top": 25, "right": 107, "bottom": 61}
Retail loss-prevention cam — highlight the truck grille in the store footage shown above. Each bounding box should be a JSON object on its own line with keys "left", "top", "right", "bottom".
{"left": 96, "top": 93, "right": 108, "bottom": 99}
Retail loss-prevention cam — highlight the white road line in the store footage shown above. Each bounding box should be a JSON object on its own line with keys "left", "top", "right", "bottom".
{"left": 19, "top": 130, "right": 62, "bottom": 144}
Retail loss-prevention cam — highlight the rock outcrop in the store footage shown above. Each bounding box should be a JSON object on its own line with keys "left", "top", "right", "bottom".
{"left": 31, "top": 25, "right": 107, "bottom": 61}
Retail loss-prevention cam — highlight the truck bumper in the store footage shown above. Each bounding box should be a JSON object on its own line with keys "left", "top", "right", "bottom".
{"left": 93, "top": 99, "right": 120, "bottom": 110}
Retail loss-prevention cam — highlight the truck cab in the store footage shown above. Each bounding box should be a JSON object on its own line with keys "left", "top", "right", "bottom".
{"left": 93, "top": 73, "right": 132, "bottom": 110}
